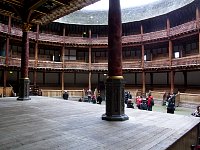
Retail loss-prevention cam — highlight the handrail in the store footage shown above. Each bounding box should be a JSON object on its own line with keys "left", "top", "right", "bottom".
{"left": 1, "top": 55, "right": 200, "bottom": 70}
{"left": 0, "top": 20, "right": 197, "bottom": 45}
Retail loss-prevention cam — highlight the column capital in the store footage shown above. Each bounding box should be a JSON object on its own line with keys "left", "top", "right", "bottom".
{"left": 22, "top": 23, "right": 32, "bottom": 32}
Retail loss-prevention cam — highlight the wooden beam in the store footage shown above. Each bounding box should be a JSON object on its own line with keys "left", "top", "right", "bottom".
{"left": 28, "top": 0, "right": 48, "bottom": 11}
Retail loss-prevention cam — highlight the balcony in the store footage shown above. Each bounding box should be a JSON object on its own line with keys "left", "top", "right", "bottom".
{"left": 1, "top": 56, "right": 200, "bottom": 71}
{"left": 0, "top": 19, "right": 198, "bottom": 45}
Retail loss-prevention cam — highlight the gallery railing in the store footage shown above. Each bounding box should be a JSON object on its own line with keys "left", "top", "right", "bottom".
{"left": 0, "top": 20, "right": 198, "bottom": 45}
{"left": 1, "top": 55, "right": 200, "bottom": 70}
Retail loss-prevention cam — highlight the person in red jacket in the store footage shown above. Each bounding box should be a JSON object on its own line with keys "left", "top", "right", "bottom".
{"left": 147, "top": 94, "right": 154, "bottom": 111}
{"left": 136, "top": 96, "right": 142, "bottom": 109}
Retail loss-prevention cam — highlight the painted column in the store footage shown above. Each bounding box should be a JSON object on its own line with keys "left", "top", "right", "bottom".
{"left": 17, "top": 23, "right": 31, "bottom": 100}
{"left": 102, "top": 0, "right": 128, "bottom": 121}
{"left": 196, "top": 7, "right": 200, "bottom": 54}
{"left": 3, "top": 16, "right": 11, "bottom": 96}
{"left": 170, "top": 71, "right": 174, "bottom": 94}
{"left": 168, "top": 40, "right": 174, "bottom": 93}
{"left": 141, "top": 44, "right": 145, "bottom": 93}
{"left": 88, "top": 47, "right": 92, "bottom": 90}
{"left": 33, "top": 24, "right": 39, "bottom": 86}
{"left": 88, "top": 29, "right": 92, "bottom": 90}
{"left": 61, "top": 71, "right": 64, "bottom": 92}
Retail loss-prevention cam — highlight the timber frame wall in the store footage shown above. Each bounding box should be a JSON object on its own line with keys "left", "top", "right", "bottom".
{"left": 0, "top": 0, "right": 200, "bottom": 104}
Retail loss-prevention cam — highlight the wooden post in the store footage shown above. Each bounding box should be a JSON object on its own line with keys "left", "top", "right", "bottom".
{"left": 102, "top": 0, "right": 128, "bottom": 121}
{"left": 61, "top": 71, "right": 64, "bottom": 92}
{"left": 167, "top": 18, "right": 170, "bottom": 36}
{"left": 17, "top": 23, "right": 31, "bottom": 101}
{"left": 169, "top": 40, "right": 173, "bottom": 66}
{"left": 142, "top": 71, "right": 146, "bottom": 94}
{"left": 170, "top": 70, "right": 174, "bottom": 94}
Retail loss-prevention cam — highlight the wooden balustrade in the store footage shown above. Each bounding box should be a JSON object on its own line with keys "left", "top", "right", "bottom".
{"left": 122, "top": 35, "right": 142, "bottom": 43}
{"left": 0, "top": 23, "right": 8, "bottom": 33}
{"left": 143, "top": 30, "right": 168, "bottom": 41}
{"left": 122, "top": 61, "right": 142, "bottom": 69}
{"left": 9, "top": 58, "right": 21, "bottom": 67}
{"left": 144, "top": 59, "right": 170, "bottom": 68}
{"left": 63, "top": 62, "right": 88, "bottom": 70}
{"left": 0, "top": 20, "right": 198, "bottom": 45}
{"left": 0, "top": 56, "right": 5, "bottom": 65}
{"left": 91, "top": 37, "right": 108, "bottom": 45}
{"left": 91, "top": 63, "right": 108, "bottom": 70}
{"left": 170, "top": 20, "right": 197, "bottom": 36}
{"left": 39, "top": 33, "right": 64, "bottom": 43}
{"left": 172, "top": 55, "right": 200, "bottom": 67}
{"left": 65, "top": 37, "right": 91, "bottom": 45}
{"left": 2, "top": 56, "right": 200, "bottom": 70}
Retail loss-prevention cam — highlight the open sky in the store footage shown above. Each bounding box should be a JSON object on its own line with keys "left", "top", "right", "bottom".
{"left": 82, "top": 0, "right": 160, "bottom": 10}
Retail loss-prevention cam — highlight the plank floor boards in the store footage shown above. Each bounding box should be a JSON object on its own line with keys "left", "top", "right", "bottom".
{"left": 0, "top": 96, "right": 199, "bottom": 150}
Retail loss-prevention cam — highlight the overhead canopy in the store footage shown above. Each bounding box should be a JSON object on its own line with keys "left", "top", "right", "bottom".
{"left": 0, "top": 0, "right": 100, "bottom": 25}
{"left": 55, "top": 0, "right": 194, "bottom": 25}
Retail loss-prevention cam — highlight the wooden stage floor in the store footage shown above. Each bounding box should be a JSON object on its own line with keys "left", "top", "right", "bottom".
{"left": 0, "top": 96, "right": 199, "bottom": 150}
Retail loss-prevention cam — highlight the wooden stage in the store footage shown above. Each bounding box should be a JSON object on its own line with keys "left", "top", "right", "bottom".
{"left": 0, "top": 96, "right": 199, "bottom": 150}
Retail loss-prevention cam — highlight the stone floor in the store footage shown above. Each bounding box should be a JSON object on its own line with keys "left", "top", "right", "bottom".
{"left": 0, "top": 96, "right": 199, "bottom": 150}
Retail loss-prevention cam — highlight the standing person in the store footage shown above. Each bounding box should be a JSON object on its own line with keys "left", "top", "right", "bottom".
{"left": 167, "top": 94, "right": 175, "bottom": 114}
{"left": 97, "top": 94, "right": 103, "bottom": 104}
{"left": 147, "top": 94, "right": 154, "bottom": 111}
{"left": 162, "top": 91, "right": 167, "bottom": 106}
{"left": 87, "top": 89, "right": 92, "bottom": 103}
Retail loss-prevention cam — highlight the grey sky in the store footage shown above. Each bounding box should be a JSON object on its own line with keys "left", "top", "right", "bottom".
{"left": 82, "top": 0, "right": 160, "bottom": 10}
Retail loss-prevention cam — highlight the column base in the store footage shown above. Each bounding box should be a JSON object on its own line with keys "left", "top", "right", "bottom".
{"left": 102, "top": 78, "right": 129, "bottom": 121}
{"left": 17, "top": 78, "right": 31, "bottom": 101}
{"left": 102, "top": 114, "right": 129, "bottom": 121}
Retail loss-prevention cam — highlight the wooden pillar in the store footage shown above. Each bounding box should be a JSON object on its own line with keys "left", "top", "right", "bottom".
{"left": 168, "top": 40, "right": 174, "bottom": 93}
{"left": 33, "top": 71, "right": 36, "bottom": 86}
{"left": 170, "top": 71, "right": 174, "bottom": 94}
{"left": 61, "top": 71, "right": 64, "bottom": 92}
{"left": 3, "top": 70, "right": 7, "bottom": 96}
{"left": 88, "top": 46, "right": 92, "bottom": 90}
{"left": 199, "top": 33, "right": 200, "bottom": 54}
{"left": 88, "top": 72, "right": 91, "bottom": 90}
{"left": 5, "top": 16, "right": 11, "bottom": 66}
{"left": 102, "top": 0, "right": 128, "bottom": 121}
{"left": 17, "top": 23, "right": 31, "bottom": 101}
{"left": 142, "top": 71, "right": 146, "bottom": 94}
{"left": 141, "top": 44, "right": 145, "bottom": 93}
{"left": 196, "top": 6, "right": 199, "bottom": 28}
{"left": 169, "top": 40, "right": 173, "bottom": 66}
{"left": 167, "top": 18, "right": 170, "bottom": 36}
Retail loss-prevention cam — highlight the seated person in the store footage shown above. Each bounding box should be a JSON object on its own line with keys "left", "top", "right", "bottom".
{"left": 136, "top": 96, "right": 142, "bottom": 109}
{"left": 191, "top": 106, "right": 200, "bottom": 117}
{"left": 63, "top": 91, "right": 69, "bottom": 100}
